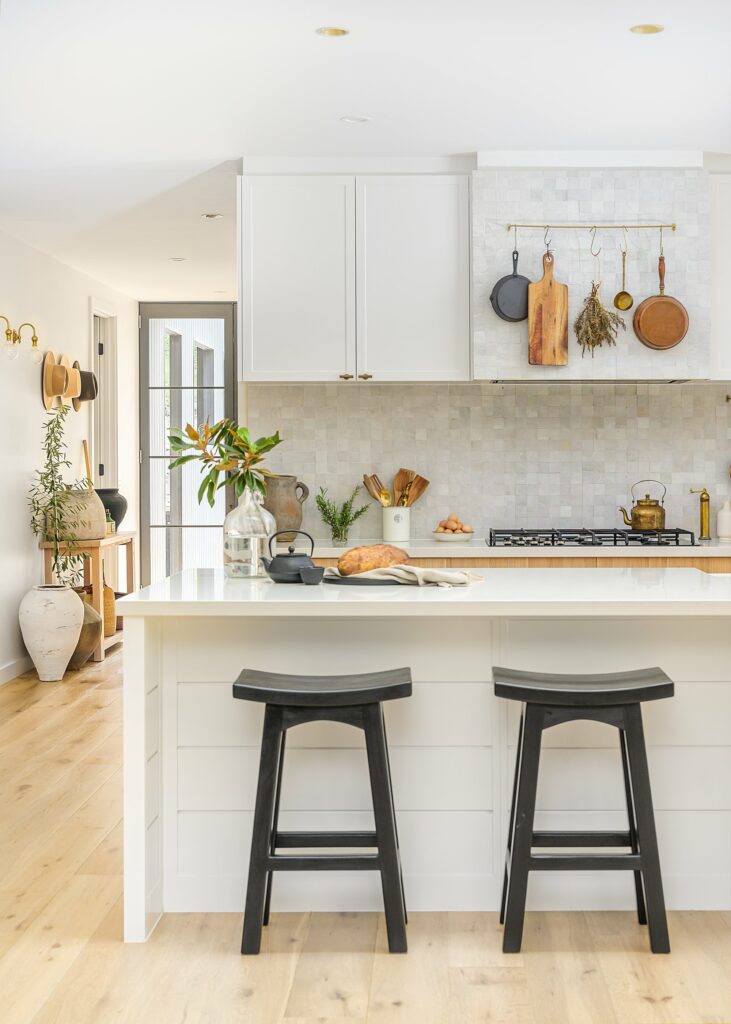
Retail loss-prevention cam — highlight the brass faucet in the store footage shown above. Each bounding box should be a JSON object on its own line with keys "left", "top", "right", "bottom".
{"left": 690, "top": 487, "right": 711, "bottom": 541}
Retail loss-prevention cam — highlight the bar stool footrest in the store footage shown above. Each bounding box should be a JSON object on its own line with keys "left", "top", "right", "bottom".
{"left": 265, "top": 853, "right": 381, "bottom": 871}
{"left": 273, "top": 830, "right": 378, "bottom": 849}
{"left": 528, "top": 853, "right": 642, "bottom": 871}
{"left": 532, "top": 830, "right": 632, "bottom": 848}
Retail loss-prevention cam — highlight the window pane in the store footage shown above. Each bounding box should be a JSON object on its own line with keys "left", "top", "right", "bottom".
{"left": 149, "top": 458, "right": 226, "bottom": 527}
{"left": 149, "top": 387, "right": 226, "bottom": 457}
{"left": 149, "top": 527, "right": 223, "bottom": 583}
{"left": 148, "top": 317, "right": 226, "bottom": 388}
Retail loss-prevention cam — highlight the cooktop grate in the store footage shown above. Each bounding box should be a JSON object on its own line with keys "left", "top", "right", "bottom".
{"left": 488, "top": 528, "right": 696, "bottom": 547}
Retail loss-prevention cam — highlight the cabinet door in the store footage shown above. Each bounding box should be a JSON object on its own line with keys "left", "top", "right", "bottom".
{"left": 239, "top": 176, "right": 356, "bottom": 381}
{"left": 355, "top": 175, "right": 470, "bottom": 381}
{"left": 711, "top": 174, "right": 731, "bottom": 381}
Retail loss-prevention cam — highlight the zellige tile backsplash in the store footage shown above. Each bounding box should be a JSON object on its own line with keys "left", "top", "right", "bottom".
{"left": 247, "top": 384, "right": 731, "bottom": 540}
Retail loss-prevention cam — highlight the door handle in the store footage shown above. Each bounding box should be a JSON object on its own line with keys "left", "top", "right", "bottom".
{"left": 358, "top": 373, "right": 373, "bottom": 380}
{"left": 338, "top": 373, "right": 354, "bottom": 380}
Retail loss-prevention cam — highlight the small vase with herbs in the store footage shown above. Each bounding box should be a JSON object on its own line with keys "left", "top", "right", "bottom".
{"left": 168, "top": 419, "right": 282, "bottom": 578}
{"left": 315, "top": 486, "right": 369, "bottom": 547}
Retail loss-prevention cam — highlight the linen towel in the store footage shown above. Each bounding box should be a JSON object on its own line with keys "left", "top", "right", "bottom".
{"left": 324, "top": 565, "right": 483, "bottom": 587}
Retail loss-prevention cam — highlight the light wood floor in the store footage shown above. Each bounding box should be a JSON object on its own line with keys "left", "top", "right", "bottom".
{"left": 1, "top": 652, "right": 731, "bottom": 1023}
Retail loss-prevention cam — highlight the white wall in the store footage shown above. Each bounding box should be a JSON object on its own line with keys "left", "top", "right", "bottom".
{"left": 0, "top": 228, "right": 138, "bottom": 682}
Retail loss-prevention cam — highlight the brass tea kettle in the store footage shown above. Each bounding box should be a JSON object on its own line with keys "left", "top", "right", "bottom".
{"left": 619, "top": 479, "right": 666, "bottom": 531}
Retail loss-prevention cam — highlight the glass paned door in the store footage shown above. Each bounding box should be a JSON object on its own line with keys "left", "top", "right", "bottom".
{"left": 139, "top": 303, "right": 235, "bottom": 585}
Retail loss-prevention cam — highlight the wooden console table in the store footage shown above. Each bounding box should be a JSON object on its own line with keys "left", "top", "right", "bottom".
{"left": 42, "top": 532, "right": 136, "bottom": 662}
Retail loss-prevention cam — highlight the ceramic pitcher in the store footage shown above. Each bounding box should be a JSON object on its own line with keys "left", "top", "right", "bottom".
{"left": 263, "top": 475, "right": 310, "bottom": 543}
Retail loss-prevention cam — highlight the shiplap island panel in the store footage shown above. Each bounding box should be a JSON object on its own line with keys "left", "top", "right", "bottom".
{"left": 119, "top": 568, "right": 731, "bottom": 941}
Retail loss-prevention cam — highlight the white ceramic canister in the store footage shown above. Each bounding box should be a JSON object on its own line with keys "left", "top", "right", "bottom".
{"left": 717, "top": 500, "right": 731, "bottom": 542}
{"left": 19, "top": 584, "right": 84, "bottom": 681}
{"left": 383, "top": 506, "right": 410, "bottom": 543}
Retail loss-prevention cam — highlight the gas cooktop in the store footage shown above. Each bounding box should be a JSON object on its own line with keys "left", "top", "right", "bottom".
{"left": 488, "top": 528, "right": 696, "bottom": 547}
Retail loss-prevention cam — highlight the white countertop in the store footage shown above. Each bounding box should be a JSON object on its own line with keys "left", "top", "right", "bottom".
{"left": 118, "top": 567, "right": 731, "bottom": 618}
{"left": 309, "top": 537, "right": 731, "bottom": 558}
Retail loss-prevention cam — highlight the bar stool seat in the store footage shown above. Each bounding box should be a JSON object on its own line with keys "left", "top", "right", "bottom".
{"left": 233, "top": 665, "right": 412, "bottom": 956}
{"left": 234, "top": 666, "right": 412, "bottom": 706}
{"left": 494, "top": 666, "right": 673, "bottom": 706}
{"left": 494, "top": 663, "right": 674, "bottom": 955}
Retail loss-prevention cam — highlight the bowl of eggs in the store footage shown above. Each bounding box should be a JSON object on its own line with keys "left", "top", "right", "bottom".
{"left": 433, "top": 515, "right": 474, "bottom": 541}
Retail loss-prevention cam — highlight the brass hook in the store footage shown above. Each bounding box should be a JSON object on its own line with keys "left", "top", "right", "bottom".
{"left": 543, "top": 225, "right": 551, "bottom": 252}
{"left": 513, "top": 224, "right": 518, "bottom": 251}
{"left": 659, "top": 225, "right": 664, "bottom": 256}
{"left": 590, "top": 226, "right": 601, "bottom": 257}
{"left": 620, "top": 225, "right": 628, "bottom": 256}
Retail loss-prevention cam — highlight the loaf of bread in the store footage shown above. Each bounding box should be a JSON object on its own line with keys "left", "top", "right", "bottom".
{"left": 337, "top": 543, "right": 410, "bottom": 576}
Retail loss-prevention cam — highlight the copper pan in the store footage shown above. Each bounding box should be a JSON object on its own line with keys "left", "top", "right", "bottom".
{"left": 633, "top": 255, "right": 688, "bottom": 350}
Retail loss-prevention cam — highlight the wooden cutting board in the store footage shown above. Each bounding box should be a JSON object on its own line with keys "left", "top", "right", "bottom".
{"left": 528, "top": 252, "right": 568, "bottom": 365}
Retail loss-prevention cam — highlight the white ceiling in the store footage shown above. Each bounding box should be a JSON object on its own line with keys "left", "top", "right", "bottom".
{"left": 1, "top": 0, "right": 730, "bottom": 299}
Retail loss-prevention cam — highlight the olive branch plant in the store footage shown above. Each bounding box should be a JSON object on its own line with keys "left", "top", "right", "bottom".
{"left": 168, "top": 419, "right": 282, "bottom": 506}
{"left": 28, "top": 404, "right": 90, "bottom": 584}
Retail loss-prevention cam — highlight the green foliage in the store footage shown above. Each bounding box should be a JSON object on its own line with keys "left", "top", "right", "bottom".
{"left": 315, "top": 486, "right": 369, "bottom": 543}
{"left": 28, "top": 405, "right": 89, "bottom": 584}
{"left": 169, "top": 419, "right": 282, "bottom": 507}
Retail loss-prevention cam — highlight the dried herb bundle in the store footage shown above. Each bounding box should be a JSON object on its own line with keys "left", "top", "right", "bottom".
{"left": 574, "top": 282, "right": 625, "bottom": 357}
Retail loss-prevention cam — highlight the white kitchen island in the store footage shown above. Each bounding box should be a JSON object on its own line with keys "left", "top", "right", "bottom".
{"left": 119, "top": 567, "right": 731, "bottom": 941}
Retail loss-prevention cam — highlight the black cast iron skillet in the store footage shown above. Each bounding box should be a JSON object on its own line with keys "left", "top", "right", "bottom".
{"left": 490, "top": 249, "right": 530, "bottom": 322}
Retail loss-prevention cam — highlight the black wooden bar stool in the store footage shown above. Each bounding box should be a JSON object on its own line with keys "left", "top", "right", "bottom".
{"left": 233, "top": 666, "right": 412, "bottom": 955}
{"left": 493, "top": 665, "right": 674, "bottom": 954}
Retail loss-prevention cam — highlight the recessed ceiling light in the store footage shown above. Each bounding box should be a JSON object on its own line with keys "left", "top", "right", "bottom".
{"left": 168, "top": 257, "right": 188, "bottom": 262}
{"left": 630, "top": 24, "right": 664, "bottom": 34}
{"left": 340, "top": 115, "right": 371, "bottom": 125}
{"left": 316, "top": 26, "right": 349, "bottom": 36}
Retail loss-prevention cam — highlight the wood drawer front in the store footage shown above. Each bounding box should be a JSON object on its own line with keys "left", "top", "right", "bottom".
{"left": 314, "top": 556, "right": 731, "bottom": 572}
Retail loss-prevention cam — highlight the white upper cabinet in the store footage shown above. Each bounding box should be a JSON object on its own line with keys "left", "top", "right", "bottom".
{"left": 355, "top": 176, "right": 470, "bottom": 381}
{"left": 239, "top": 176, "right": 356, "bottom": 381}
{"left": 238, "top": 173, "right": 471, "bottom": 382}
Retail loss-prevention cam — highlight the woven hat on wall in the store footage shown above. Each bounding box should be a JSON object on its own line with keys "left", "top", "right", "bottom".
{"left": 41, "top": 352, "right": 68, "bottom": 411}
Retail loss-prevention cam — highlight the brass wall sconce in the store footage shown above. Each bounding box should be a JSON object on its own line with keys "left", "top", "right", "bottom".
{"left": 1, "top": 315, "right": 43, "bottom": 363}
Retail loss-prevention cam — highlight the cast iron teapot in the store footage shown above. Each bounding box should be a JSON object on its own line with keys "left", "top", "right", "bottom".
{"left": 261, "top": 531, "right": 324, "bottom": 585}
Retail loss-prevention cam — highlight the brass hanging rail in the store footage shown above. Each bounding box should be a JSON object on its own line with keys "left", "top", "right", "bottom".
{"left": 506, "top": 222, "right": 677, "bottom": 231}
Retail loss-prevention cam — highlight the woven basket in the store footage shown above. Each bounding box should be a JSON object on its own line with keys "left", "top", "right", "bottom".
{"left": 103, "top": 584, "right": 116, "bottom": 637}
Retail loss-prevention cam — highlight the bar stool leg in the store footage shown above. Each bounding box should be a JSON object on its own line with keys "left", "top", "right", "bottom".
{"left": 623, "top": 704, "right": 670, "bottom": 954}
{"left": 381, "top": 709, "right": 408, "bottom": 925}
{"left": 363, "top": 704, "right": 407, "bottom": 953}
{"left": 242, "top": 705, "right": 284, "bottom": 955}
{"left": 619, "top": 727, "right": 647, "bottom": 925}
{"left": 500, "top": 707, "right": 524, "bottom": 925}
{"left": 262, "top": 728, "right": 287, "bottom": 927}
{"left": 503, "top": 704, "right": 544, "bottom": 954}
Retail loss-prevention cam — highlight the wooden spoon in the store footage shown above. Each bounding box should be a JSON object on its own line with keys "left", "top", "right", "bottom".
{"left": 406, "top": 475, "right": 430, "bottom": 506}
{"left": 362, "top": 474, "right": 382, "bottom": 503}
{"left": 393, "top": 467, "right": 415, "bottom": 507}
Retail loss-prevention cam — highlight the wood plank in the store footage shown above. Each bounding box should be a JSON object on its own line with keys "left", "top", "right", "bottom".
{"left": 284, "top": 912, "right": 378, "bottom": 1019}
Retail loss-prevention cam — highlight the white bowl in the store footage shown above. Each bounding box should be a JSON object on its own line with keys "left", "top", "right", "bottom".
{"left": 432, "top": 530, "right": 474, "bottom": 543}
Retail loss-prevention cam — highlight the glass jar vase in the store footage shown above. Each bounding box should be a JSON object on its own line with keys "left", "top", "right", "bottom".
{"left": 223, "top": 487, "right": 276, "bottom": 578}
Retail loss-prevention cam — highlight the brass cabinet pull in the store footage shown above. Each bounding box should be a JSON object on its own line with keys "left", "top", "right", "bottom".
{"left": 338, "top": 373, "right": 354, "bottom": 380}
{"left": 358, "top": 373, "right": 373, "bottom": 380}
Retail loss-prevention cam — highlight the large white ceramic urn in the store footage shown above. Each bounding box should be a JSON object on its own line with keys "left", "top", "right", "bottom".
{"left": 19, "top": 585, "right": 84, "bottom": 681}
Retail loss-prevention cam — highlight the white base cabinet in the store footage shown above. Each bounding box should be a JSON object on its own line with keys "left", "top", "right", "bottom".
{"left": 238, "top": 174, "right": 471, "bottom": 383}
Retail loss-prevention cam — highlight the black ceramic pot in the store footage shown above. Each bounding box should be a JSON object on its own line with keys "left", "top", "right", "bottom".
{"left": 95, "top": 488, "right": 128, "bottom": 529}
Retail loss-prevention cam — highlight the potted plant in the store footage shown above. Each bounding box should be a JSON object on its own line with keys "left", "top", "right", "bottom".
{"left": 168, "top": 419, "right": 282, "bottom": 577}
{"left": 315, "top": 486, "right": 369, "bottom": 547}
{"left": 21, "top": 405, "right": 103, "bottom": 680}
